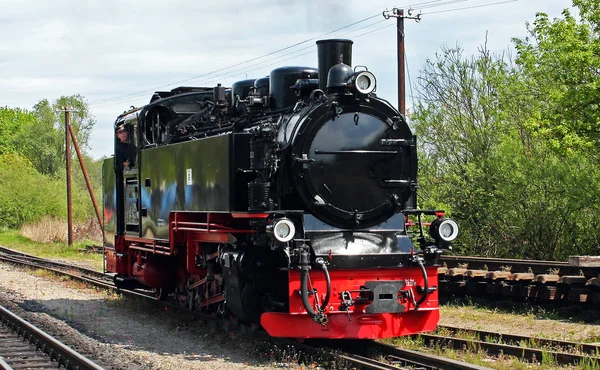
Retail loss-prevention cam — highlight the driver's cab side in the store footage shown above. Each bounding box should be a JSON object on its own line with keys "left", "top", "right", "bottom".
{"left": 114, "top": 110, "right": 141, "bottom": 237}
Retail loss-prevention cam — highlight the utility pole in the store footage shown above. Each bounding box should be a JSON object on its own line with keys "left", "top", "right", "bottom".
{"left": 68, "top": 124, "right": 103, "bottom": 229}
{"left": 383, "top": 8, "right": 421, "bottom": 116}
{"left": 398, "top": 9, "right": 405, "bottom": 116}
{"left": 64, "top": 107, "right": 73, "bottom": 246}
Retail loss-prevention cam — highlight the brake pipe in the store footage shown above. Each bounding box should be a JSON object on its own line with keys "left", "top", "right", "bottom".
{"left": 415, "top": 257, "right": 429, "bottom": 310}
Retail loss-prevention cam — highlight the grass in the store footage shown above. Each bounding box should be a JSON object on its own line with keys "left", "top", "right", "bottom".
{"left": 0, "top": 228, "right": 103, "bottom": 271}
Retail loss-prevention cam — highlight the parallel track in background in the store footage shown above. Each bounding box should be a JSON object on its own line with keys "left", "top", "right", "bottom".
{"left": 420, "top": 326, "right": 600, "bottom": 367}
{"left": 438, "top": 255, "right": 600, "bottom": 306}
{"left": 0, "top": 304, "right": 103, "bottom": 370}
{"left": 335, "top": 341, "right": 492, "bottom": 369}
{"left": 0, "top": 246, "right": 105, "bottom": 279}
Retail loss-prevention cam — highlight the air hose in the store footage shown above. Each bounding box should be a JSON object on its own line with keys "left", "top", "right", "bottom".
{"left": 316, "top": 258, "right": 331, "bottom": 310}
{"left": 415, "top": 257, "right": 429, "bottom": 310}
{"left": 299, "top": 252, "right": 330, "bottom": 324}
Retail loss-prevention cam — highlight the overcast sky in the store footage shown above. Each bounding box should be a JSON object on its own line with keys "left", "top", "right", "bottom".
{"left": 0, "top": 0, "right": 574, "bottom": 159}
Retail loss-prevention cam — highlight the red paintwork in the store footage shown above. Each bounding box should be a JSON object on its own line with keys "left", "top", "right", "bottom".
{"left": 132, "top": 260, "right": 171, "bottom": 288}
{"left": 108, "top": 211, "right": 440, "bottom": 339}
{"left": 231, "top": 212, "right": 270, "bottom": 219}
{"left": 261, "top": 309, "right": 439, "bottom": 339}
{"left": 261, "top": 267, "right": 439, "bottom": 338}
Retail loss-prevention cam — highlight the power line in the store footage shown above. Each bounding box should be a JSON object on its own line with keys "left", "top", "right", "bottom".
{"left": 91, "top": 19, "right": 393, "bottom": 108}
{"left": 422, "top": 0, "right": 518, "bottom": 15}
{"left": 417, "top": 0, "right": 469, "bottom": 10}
{"left": 90, "top": 1, "right": 477, "bottom": 108}
{"left": 405, "top": 51, "right": 416, "bottom": 110}
{"left": 91, "top": 19, "right": 395, "bottom": 109}
{"left": 90, "top": 13, "right": 383, "bottom": 106}
{"left": 90, "top": 0, "right": 514, "bottom": 109}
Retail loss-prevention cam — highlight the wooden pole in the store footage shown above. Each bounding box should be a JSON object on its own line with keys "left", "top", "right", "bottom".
{"left": 65, "top": 108, "right": 73, "bottom": 246}
{"left": 68, "top": 124, "right": 103, "bottom": 229}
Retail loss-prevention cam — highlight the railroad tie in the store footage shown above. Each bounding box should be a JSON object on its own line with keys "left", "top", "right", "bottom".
{"left": 447, "top": 267, "right": 467, "bottom": 277}
{"left": 559, "top": 275, "right": 591, "bottom": 303}
{"left": 586, "top": 278, "right": 600, "bottom": 306}
{"left": 485, "top": 271, "right": 512, "bottom": 280}
{"left": 534, "top": 274, "right": 560, "bottom": 284}
{"left": 534, "top": 274, "right": 561, "bottom": 301}
{"left": 507, "top": 273, "right": 535, "bottom": 282}
{"left": 466, "top": 269, "right": 488, "bottom": 279}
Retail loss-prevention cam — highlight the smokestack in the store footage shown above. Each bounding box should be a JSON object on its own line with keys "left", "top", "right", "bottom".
{"left": 316, "top": 39, "right": 353, "bottom": 91}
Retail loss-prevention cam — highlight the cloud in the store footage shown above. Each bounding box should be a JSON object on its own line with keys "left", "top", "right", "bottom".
{"left": 0, "top": 0, "right": 574, "bottom": 159}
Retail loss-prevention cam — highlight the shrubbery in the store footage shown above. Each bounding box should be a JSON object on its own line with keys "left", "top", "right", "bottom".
{"left": 0, "top": 153, "right": 97, "bottom": 230}
{"left": 413, "top": 1, "right": 600, "bottom": 260}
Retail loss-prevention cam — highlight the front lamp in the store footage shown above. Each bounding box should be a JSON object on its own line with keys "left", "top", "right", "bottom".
{"left": 429, "top": 218, "right": 459, "bottom": 243}
{"left": 347, "top": 71, "right": 377, "bottom": 95}
{"left": 267, "top": 218, "right": 296, "bottom": 243}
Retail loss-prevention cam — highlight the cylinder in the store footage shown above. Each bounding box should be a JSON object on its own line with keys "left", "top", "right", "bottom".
{"left": 213, "top": 83, "right": 226, "bottom": 103}
{"left": 316, "top": 39, "right": 353, "bottom": 90}
{"left": 269, "top": 67, "right": 318, "bottom": 110}
{"left": 254, "top": 76, "right": 270, "bottom": 98}
{"left": 231, "top": 79, "right": 256, "bottom": 106}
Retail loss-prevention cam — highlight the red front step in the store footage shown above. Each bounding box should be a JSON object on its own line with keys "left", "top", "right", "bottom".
{"left": 261, "top": 309, "right": 439, "bottom": 339}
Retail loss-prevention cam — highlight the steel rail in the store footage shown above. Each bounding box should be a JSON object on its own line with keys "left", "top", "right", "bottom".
{"left": 336, "top": 353, "right": 401, "bottom": 369}
{"left": 0, "top": 254, "right": 158, "bottom": 302}
{"left": 438, "top": 325, "right": 600, "bottom": 356}
{"left": 0, "top": 304, "right": 104, "bottom": 370}
{"left": 371, "top": 342, "right": 492, "bottom": 370}
{"left": 418, "top": 333, "right": 600, "bottom": 366}
{"left": 440, "top": 255, "right": 600, "bottom": 277}
{"left": 318, "top": 340, "right": 492, "bottom": 370}
{"left": 0, "top": 357, "right": 13, "bottom": 370}
{"left": 2, "top": 249, "right": 597, "bottom": 368}
{"left": 0, "top": 246, "right": 104, "bottom": 278}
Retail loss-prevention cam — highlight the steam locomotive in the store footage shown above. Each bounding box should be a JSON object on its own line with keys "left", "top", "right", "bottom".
{"left": 102, "top": 39, "right": 458, "bottom": 339}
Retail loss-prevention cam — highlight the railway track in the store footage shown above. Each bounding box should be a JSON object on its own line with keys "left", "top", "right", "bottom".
{"left": 4, "top": 246, "right": 599, "bottom": 368}
{"left": 333, "top": 341, "right": 492, "bottom": 369}
{"left": 420, "top": 325, "right": 600, "bottom": 367}
{"left": 438, "top": 255, "right": 600, "bottom": 306}
{"left": 0, "top": 246, "right": 105, "bottom": 279}
{"left": 0, "top": 303, "right": 103, "bottom": 370}
{"left": 0, "top": 245, "right": 491, "bottom": 370}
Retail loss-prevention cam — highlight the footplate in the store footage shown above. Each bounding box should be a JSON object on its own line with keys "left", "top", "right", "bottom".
{"left": 364, "top": 281, "right": 406, "bottom": 314}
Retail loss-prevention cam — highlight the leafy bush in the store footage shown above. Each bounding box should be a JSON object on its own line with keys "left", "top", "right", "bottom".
{"left": 0, "top": 153, "right": 97, "bottom": 229}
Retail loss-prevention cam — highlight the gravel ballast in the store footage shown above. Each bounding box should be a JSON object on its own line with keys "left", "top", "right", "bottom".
{"left": 0, "top": 262, "right": 295, "bottom": 370}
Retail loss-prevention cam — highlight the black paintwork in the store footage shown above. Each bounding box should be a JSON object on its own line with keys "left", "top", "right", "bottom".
{"left": 269, "top": 67, "right": 318, "bottom": 109}
{"left": 316, "top": 39, "right": 353, "bottom": 91}
{"left": 102, "top": 157, "right": 116, "bottom": 249}
{"left": 284, "top": 94, "right": 415, "bottom": 229}
{"left": 104, "top": 39, "right": 420, "bottom": 266}
{"left": 231, "top": 79, "right": 257, "bottom": 107}
{"left": 139, "top": 133, "right": 252, "bottom": 239}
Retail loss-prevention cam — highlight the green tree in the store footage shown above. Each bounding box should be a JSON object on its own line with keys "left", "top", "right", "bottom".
{"left": 0, "top": 107, "right": 35, "bottom": 154}
{"left": 412, "top": 44, "right": 511, "bottom": 256}
{"left": 412, "top": 38, "right": 600, "bottom": 260}
{"left": 16, "top": 95, "right": 96, "bottom": 175}
{"left": 513, "top": 2, "right": 600, "bottom": 154}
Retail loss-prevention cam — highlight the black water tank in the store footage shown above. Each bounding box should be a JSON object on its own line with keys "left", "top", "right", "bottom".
{"left": 231, "top": 79, "right": 256, "bottom": 106}
{"left": 269, "top": 67, "right": 318, "bottom": 109}
{"left": 316, "top": 39, "right": 353, "bottom": 91}
{"left": 253, "top": 76, "right": 270, "bottom": 98}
